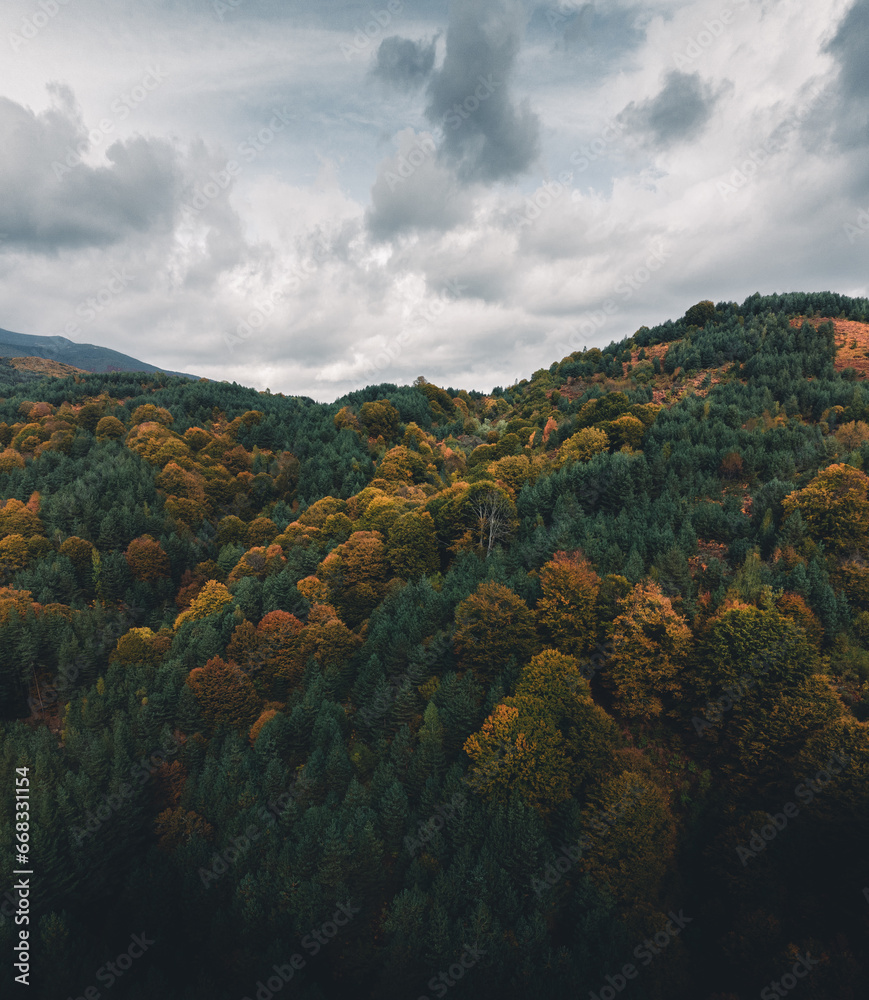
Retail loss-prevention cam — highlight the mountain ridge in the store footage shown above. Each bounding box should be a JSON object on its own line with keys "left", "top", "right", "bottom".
{"left": 0, "top": 326, "right": 198, "bottom": 380}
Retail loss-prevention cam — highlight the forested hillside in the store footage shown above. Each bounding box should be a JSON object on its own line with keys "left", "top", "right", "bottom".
{"left": 1, "top": 290, "right": 868, "bottom": 1000}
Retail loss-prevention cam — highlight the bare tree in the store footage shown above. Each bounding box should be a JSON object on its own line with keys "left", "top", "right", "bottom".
{"left": 470, "top": 490, "right": 514, "bottom": 557}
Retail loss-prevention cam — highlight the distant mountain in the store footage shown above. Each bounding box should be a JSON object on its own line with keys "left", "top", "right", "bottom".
{"left": 0, "top": 327, "right": 198, "bottom": 379}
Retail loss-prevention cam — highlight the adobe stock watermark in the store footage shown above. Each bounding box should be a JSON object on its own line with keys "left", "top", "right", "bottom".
{"left": 735, "top": 752, "right": 851, "bottom": 866}
{"left": 358, "top": 634, "right": 452, "bottom": 727}
{"left": 759, "top": 953, "right": 819, "bottom": 999}
{"left": 223, "top": 234, "right": 333, "bottom": 354}
{"left": 511, "top": 172, "right": 576, "bottom": 229}
{"left": 672, "top": 1, "right": 752, "bottom": 69}
{"left": 404, "top": 791, "right": 466, "bottom": 855}
{"left": 182, "top": 107, "right": 295, "bottom": 219}
{"left": 561, "top": 241, "right": 672, "bottom": 355}
{"left": 239, "top": 902, "right": 360, "bottom": 1000}
{"left": 417, "top": 943, "right": 486, "bottom": 1000}
{"left": 9, "top": 0, "right": 73, "bottom": 53}
{"left": 54, "top": 267, "right": 135, "bottom": 340}
{"left": 844, "top": 205, "right": 869, "bottom": 244}
{"left": 213, "top": 0, "right": 245, "bottom": 20}
{"left": 382, "top": 75, "right": 501, "bottom": 191}
{"left": 691, "top": 653, "right": 774, "bottom": 737}
{"left": 546, "top": 0, "right": 594, "bottom": 36}
{"left": 71, "top": 733, "right": 185, "bottom": 846}
{"left": 356, "top": 277, "right": 468, "bottom": 383}
{"left": 340, "top": 0, "right": 404, "bottom": 60}
{"left": 66, "top": 932, "right": 156, "bottom": 999}
{"left": 589, "top": 910, "right": 693, "bottom": 1000}
{"left": 569, "top": 119, "right": 627, "bottom": 174}
{"left": 198, "top": 774, "right": 306, "bottom": 888}
{"left": 52, "top": 67, "right": 168, "bottom": 180}
{"left": 717, "top": 84, "right": 832, "bottom": 201}
{"left": 531, "top": 782, "right": 644, "bottom": 897}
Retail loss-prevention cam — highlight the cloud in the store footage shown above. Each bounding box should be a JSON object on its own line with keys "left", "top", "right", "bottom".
{"left": 823, "top": 0, "right": 869, "bottom": 149}
{"left": 0, "top": 84, "right": 183, "bottom": 252}
{"left": 371, "top": 35, "right": 438, "bottom": 88}
{"left": 366, "top": 129, "right": 475, "bottom": 239}
{"left": 618, "top": 70, "right": 730, "bottom": 148}
{"left": 424, "top": 0, "right": 540, "bottom": 183}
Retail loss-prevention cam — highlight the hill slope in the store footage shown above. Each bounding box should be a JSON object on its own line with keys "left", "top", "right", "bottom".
{"left": 0, "top": 289, "right": 867, "bottom": 1000}
{"left": 0, "top": 326, "right": 198, "bottom": 379}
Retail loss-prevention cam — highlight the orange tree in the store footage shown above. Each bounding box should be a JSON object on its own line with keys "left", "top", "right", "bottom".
{"left": 186, "top": 656, "right": 260, "bottom": 735}
{"left": 535, "top": 550, "right": 600, "bottom": 656}
{"left": 125, "top": 536, "right": 171, "bottom": 582}
{"left": 316, "top": 530, "right": 391, "bottom": 626}
{"left": 606, "top": 581, "right": 693, "bottom": 719}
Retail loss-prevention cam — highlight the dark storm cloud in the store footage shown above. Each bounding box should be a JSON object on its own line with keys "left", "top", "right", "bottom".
{"left": 823, "top": 0, "right": 869, "bottom": 150}
{"left": 618, "top": 70, "right": 729, "bottom": 148}
{"left": 0, "top": 85, "right": 181, "bottom": 252}
{"left": 372, "top": 35, "right": 438, "bottom": 88}
{"left": 825, "top": 0, "right": 869, "bottom": 100}
{"left": 424, "top": 0, "right": 540, "bottom": 183}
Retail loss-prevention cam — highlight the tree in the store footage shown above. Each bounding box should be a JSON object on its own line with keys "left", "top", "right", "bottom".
{"left": 453, "top": 581, "right": 538, "bottom": 681}
{"left": 692, "top": 596, "right": 817, "bottom": 702}
{"left": 111, "top": 627, "right": 171, "bottom": 666}
{"left": 299, "top": 603, "right": 361, "bottom": 671}
{"left": 607, "top": 414, "right": 645, "bottom": 450}
{"left": 359, "top": 399, "right": 400, "bottom": 440}
{"left": 387, "top": 511, "right": 439, "bottom": 579}
{"left": 464, "top": 702, "right": 573, "bottom": 815}
{"left": 255, "top": 609, "right": 305, "bottom": 686}
{"left": 95, "top": 415, "right": 126, "bottom": 442}
{"left": 0, "top": 498, "right": 42, "bottom": 539}
{"left": 186, "top": 655, "right": 260, "bottom": 734}
{"left": 555, "top": 427, "right": 609, "bottom": 468}
{"left": 174, "top": 580, "right": 234, "bottom": 629}
{"left": 0, "top": 534, "right": 29, "bottom": 578}
{"left": 607, "top": 581, "right": 693, "bottom": 719}
{"left": 124, "top": 536, "right": 170, "bottom": 582}
{"left": 536, "top": 551, "right": 600, "bottom": 656}
{"left": 316, "top": 530, "right": 391, "bottom": 626}
{"left": 684, "top": 299, "right": 716, "bottom": 327}
{"left": 579, "top": 768, "right": 677, "bottom": 906}
{"left": 469, "top": 488, "right": 516, "bottom": 557}
{"left": 781, "top": 463, "right": 869, "bottom": 554}
{"left": 834, "top": 420, "right": 869, "bottom": 452}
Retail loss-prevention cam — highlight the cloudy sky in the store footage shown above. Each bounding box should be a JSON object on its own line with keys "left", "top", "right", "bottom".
{"left": 0, "top": 0, "right": 866, "bottom": 399}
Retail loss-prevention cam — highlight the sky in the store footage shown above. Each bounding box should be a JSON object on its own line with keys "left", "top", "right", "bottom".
{"left": 0, "top": 0, "right": 866, "bottom": 400}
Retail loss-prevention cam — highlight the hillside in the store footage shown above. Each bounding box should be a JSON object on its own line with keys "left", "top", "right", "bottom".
{"left": 0, "top": 326, "right": 198, "bottom": 379}
{"left": 0, "top": 289, "right": 867, "bottom": 1000}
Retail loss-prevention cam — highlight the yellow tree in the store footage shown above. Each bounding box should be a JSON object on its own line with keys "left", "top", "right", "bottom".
{"left": 536, "top": 550, "right": 600, "bottom": 656}
{"left": 554, "top": 427, "right": 609, "bottom": 468}
{"left": 781, "top": 462, "right": 869, "bottom": 554}
{"left": 607, "top": 581, "right": 693, "bottom": 719}
{"left": 174, "top": 580, "right": 234, "bottom": 629}
{"left": 298, "top": 603, "right": 362, "bottom": 670}
{"left": 464, "top": 703, "right": 573, "bottom": 815}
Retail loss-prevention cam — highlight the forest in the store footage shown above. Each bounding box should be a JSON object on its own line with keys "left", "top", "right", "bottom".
{"left": 1, "top": 289, "right": 868, "bottom": 1000}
